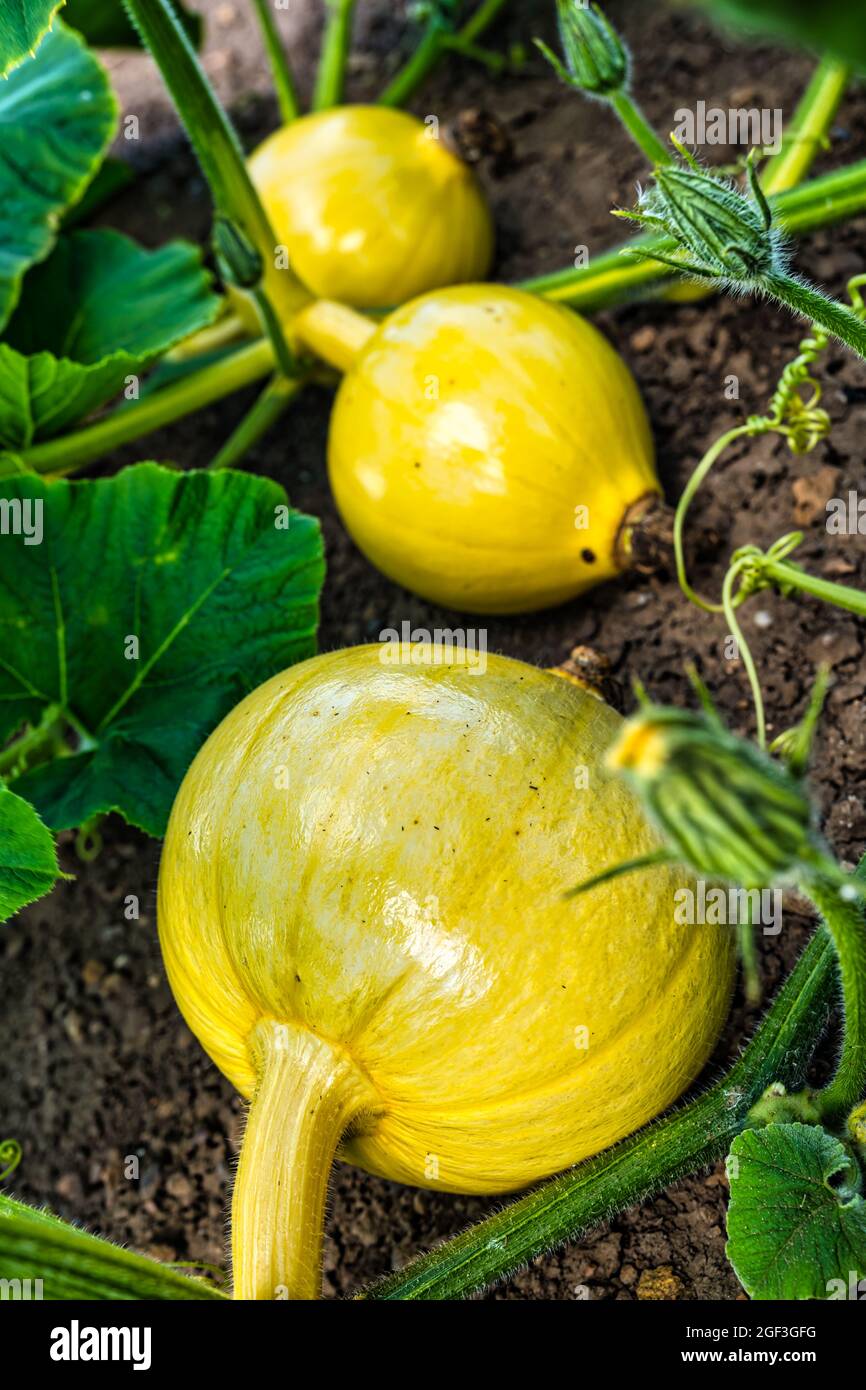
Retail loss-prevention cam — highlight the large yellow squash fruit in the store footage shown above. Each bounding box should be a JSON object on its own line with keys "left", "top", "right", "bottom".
{"left": 158, "top": 645, "right": 735, "bottom": 1298}
{"left": 294, "top": 285, "right": 661, "bottom": 614}
{"left": 242, "top": 105, "right": 493, "bottom": 314}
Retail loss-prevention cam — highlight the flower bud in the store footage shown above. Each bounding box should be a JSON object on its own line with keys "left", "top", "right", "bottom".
{"left": 607, "top": 705, "right": 820, "bottom": 890}
{"left": 623, "top": 147, "right": 787, "bottom": 287}
{"left": 537, "top": 1, "right": 628, "bottom": 97}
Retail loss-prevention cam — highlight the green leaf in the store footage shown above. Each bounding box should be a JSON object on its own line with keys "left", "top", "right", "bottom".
{"left": 65, "top": 0, "right": 202, "bottom": 49}
{"left": 0, "top": 229, "right": 221, "bottom": 447}
{"left": 0, "top": 22, "right": 117, "bottom": 330}
{"left": 0, "top": 1193, "right": 228, "bottom": 1299}
{"left": 694, "top": 0, "right": 866, "bottom": 71}
{"left": 0, "top": 452, "right": 33, "bottom": 479}
{"left": 0, "top": 463, "right": 324, "bottom": 836}
{"left": 726, "top": 1123, "right": 866, "bottom": 1299}
{"left": 0, "top": 1, "right": 62, "bottom": 78}
{"left": 0, "top": 786, "right": 59, "bottom": 921}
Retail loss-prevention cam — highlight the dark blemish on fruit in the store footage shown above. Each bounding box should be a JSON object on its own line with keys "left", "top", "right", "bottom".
{"left": 581, "top": 548, "right": 596, "bottom": 564}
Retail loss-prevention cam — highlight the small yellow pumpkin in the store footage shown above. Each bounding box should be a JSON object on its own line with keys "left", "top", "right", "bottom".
{"left": 293, "top": 285, "right": 661, "bottom": 613}
{"left": 158, "top": 645, "right": 735, "bottom": 1299}
{"left": 237, "top": 105, "right": 493, "bottom": 321}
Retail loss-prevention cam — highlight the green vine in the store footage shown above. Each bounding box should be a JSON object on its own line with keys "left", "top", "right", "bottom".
{"left": 0, "top": 1139, "right": 22, "bottom": 1183}
{"left": 673, "top": 275, "right": 866, "bottom": 746}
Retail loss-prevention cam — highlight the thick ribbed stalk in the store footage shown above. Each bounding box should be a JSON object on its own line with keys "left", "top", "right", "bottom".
{"left": 313, "top": 0, "right": 358, "bottom": 110}
{"left": 762, "top": 271, "right": 866, "bottom": 362}
{"left": 22, "top": 339, "right": 276, "bottom": 476}
{"left": 293, "top": 299, "right": 376, "bottom": 372}
{"left": 808, "top": 879, "right": 866, "bottom": 1125}
{"left": 121, "top": 0, "right": 307, "bottom": 374}
{"left": 609, "top": 89, "right": 671, "bottom": 167}
{"left": 251, "top": 0, "right": 301, "bottom": 123}
{"left": 762, "top": 58, "right": 850, "bottom": 195}
{"left": 207, "top": 373, "right": 306, "bottom": 471}
{"left": 232, "top": 1019, "right": 377, "bottom": 1301}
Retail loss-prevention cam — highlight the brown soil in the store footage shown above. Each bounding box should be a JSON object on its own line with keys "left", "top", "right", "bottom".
{"left": 2, "top": 1, "right": 865, "bottom": 1301}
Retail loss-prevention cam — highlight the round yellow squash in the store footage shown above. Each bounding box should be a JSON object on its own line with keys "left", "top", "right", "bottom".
{"left": 242, "top": 105, "right": 493, "bottom": 315}
{"left": 295, "top": 285, "right": 660, "bottom": 614}
{"left": 158, "top": 645, "right": 735, "bottom": 1299}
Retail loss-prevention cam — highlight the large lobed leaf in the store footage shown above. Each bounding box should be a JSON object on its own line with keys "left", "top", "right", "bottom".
{"left": 0, "top": 785, "right": 60, "bottom": 921}
{"left": 726, "top": 1123, "right": 866, "bottom": 1299}
{"left": 0, "top": 1, "right": 63, "bottom": 78}
{"left": 0, "top": 464, "right": 325, "bottom": 836}
{"left": 0, "top": 0, "right": 202, "bottom": 71}
{"left": 0, "top": 229, "right": 222, "bottom": 446}
{"left": 0, "top": 1193, "right": 227, "bottom": 1299}
{"left": 0, "top": 22, "right": 117, "bottom": 330}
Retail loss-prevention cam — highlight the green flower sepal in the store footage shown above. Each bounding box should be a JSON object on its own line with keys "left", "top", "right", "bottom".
{"left": 566, "top": 683, "right": 863, "bottom": 904}
{"left": 614, "top": 140, "right": 784, "bottom": 284}
{"left": 535, "top": 1, "right": 628, "bottom": 98}
{"left": 615, "top": 141, "right": 866, "bottom": 361}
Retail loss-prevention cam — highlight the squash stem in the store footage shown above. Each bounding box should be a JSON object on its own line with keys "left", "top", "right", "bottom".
{"left": 761, "top": 272, "right": 866, "bottom": 364}
{"left": 166, "top": 310, "right": 247, "bottom": 363}
{"left": 206, "top": 372, "right": 307, "bottom": 471}
{"left": 232, "top": 1019, "right": 377, "bottom": 1301}
{"left": 121, "top": 0, "right": 307, "bottom": 372}
{"left": 293, "top": 300, "right": 376, "bottom": 373}
{"left": 250, "top": 0, "right": 302, "bottom": 123}
{"left": 761, "top": 57, "right": 850, "bottom": 196}
{"left": 22, "top": 339, "right": 277, "bottom": 477}
{"left": 313, "top": 0, "right": 359, "bottom": 111}
{"left": 609, "top": 89, "right": 671, "bottom": 169}
{"left": 379, "top": 0, "right": 510, "bottom": 108}
{"left": 806, "top": 878, "right": 866, "bottom": 1126}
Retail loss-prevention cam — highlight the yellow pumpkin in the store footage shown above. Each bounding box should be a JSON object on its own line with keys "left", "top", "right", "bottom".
{"left": 236, "top": 105, "right": 493, "bottom": 323}
{"left": 158, "top": 645, "right": 735, "bottom": 1300}
{"left": 292, "top": 285, "right": 661, "bottom": 614}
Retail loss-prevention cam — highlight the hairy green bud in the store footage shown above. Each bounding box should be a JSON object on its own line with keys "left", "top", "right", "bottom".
{"left": 621, "top": 144, "right": 785, "bottom": 284}
{"left": 618, "top": 146, "right": 866, "bottom": 363}
{"left": 536, "top": 1, "right": 628, "bottom": 97}
{"left": 607, "top": 704, "right": 825, "bottom": 891}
